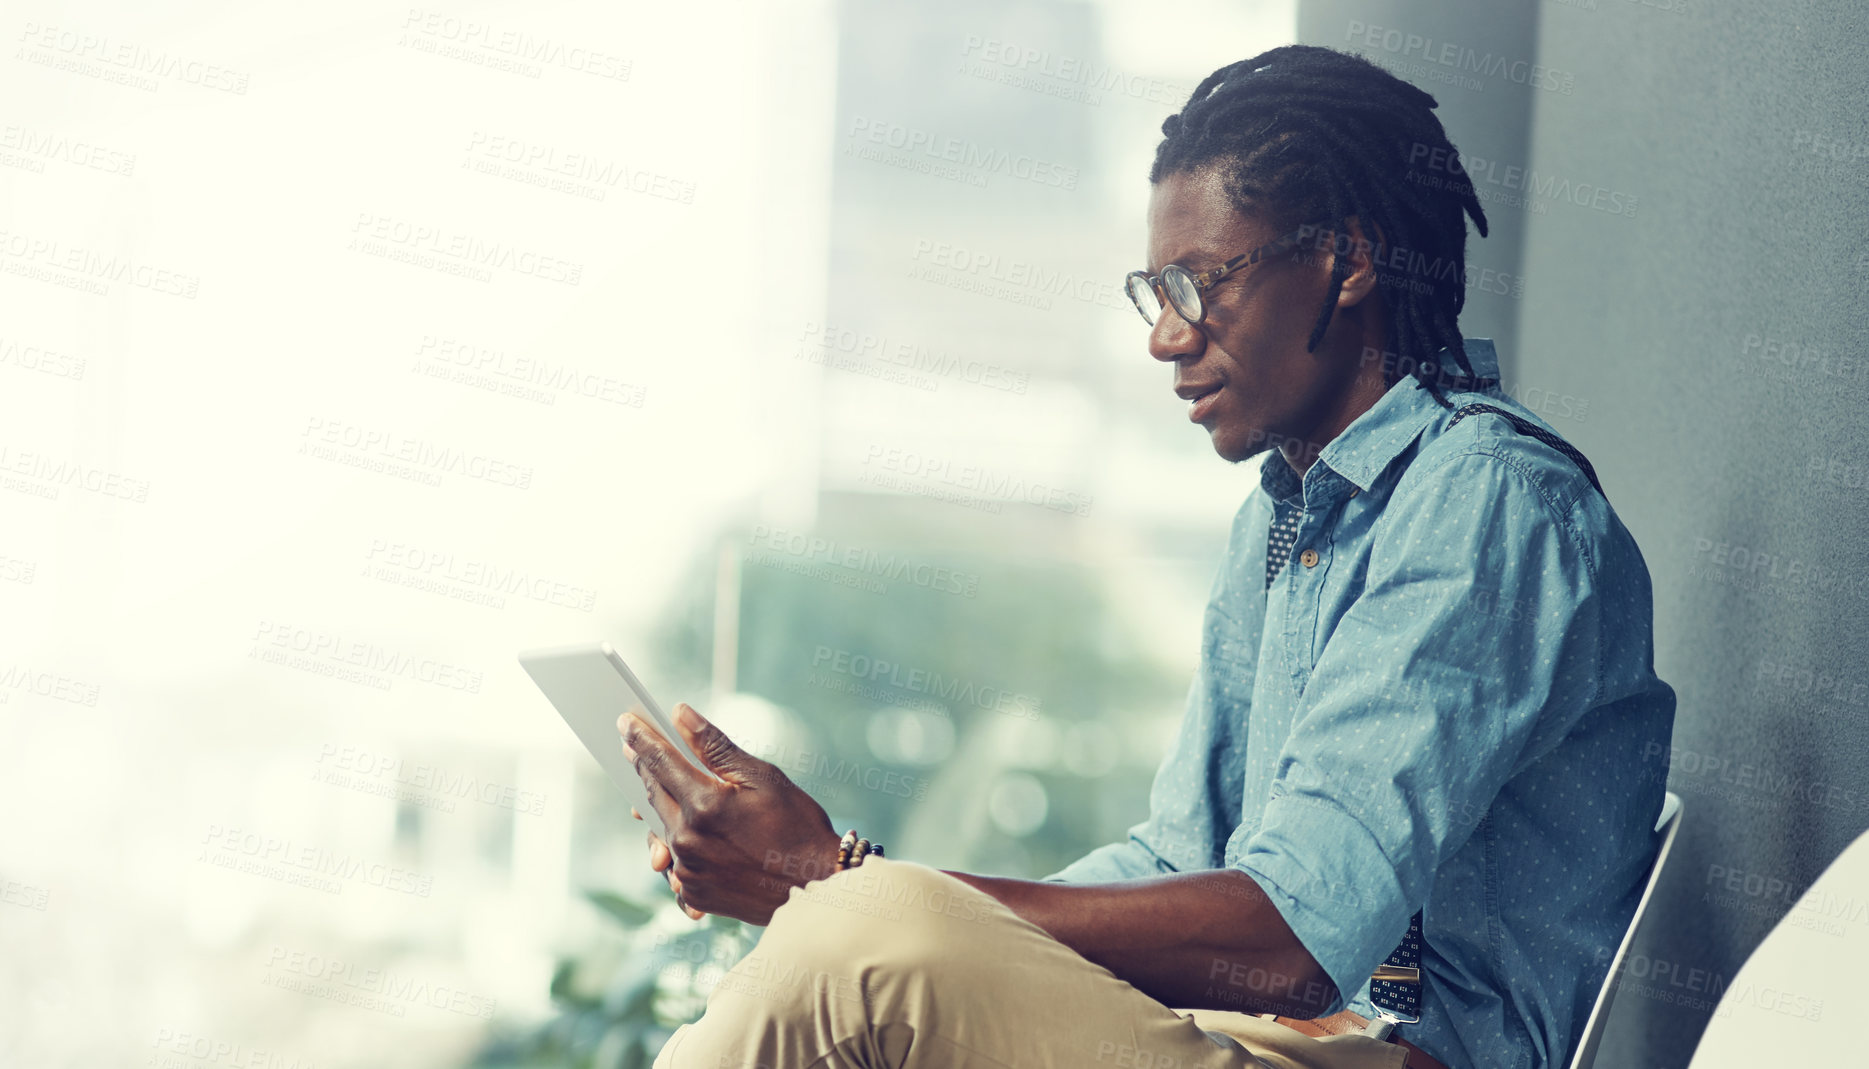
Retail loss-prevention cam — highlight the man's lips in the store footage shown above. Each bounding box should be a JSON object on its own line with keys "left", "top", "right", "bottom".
{"left": 1175, "top": 380, "right": 1223, "bottom": 402}
{"left": 1178, "top": 380, "right": 1226, "bottom": 423}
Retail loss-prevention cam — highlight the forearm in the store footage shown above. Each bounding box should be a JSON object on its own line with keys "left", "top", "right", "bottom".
{"left": 940, "top": 867, "right": 1336, "bottom": 1017}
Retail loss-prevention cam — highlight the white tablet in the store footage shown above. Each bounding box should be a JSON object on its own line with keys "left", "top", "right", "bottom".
{"left": 517, "top": 642, "right": 715, "bottom": 840}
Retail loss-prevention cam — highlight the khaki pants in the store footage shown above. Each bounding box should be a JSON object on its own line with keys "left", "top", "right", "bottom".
{"left": 654, "top": 856, "right": 1406, "bottom": 1069}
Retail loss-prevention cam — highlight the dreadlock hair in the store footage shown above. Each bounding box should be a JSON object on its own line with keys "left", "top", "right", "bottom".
{"left": 1151, "top": 44, "right": 1493, "bottom": 409}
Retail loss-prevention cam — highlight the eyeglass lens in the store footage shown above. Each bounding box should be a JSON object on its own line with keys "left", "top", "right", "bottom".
{"left": 1125, "top": 268, "right": 1204, "bottom": 326}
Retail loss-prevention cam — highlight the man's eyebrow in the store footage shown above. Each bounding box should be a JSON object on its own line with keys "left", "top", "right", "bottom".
{"left": 1145, "top": 248, "right": 1221, "bottom": 274}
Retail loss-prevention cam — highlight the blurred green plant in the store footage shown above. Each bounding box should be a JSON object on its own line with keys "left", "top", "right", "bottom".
{"left": 471, "top": 889, "right": 755, "bottom": 1069}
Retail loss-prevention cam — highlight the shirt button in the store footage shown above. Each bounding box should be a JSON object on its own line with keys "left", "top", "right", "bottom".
{"left": 1301, "top": 549, "right": 1320, "bottom": 568}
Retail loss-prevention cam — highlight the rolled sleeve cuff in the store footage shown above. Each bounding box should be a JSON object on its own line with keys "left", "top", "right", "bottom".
{"left": 1232, "top": 793, "right": 1410, "bottom": 1017}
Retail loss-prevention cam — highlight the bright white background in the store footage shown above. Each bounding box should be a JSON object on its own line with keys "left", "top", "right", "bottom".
{"left": 0, "top": 1, "right": 1296, "bottom": 1065}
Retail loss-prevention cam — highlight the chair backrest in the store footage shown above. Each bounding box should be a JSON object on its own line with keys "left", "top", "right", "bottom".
{"left": 1682, "top": 824, "right": 1869, "bottom": 1066}
{"left": 1565, "top": 791, "right": 1684, "bottom": 1069}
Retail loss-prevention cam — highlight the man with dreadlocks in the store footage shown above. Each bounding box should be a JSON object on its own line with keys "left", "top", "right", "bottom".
{"left": 629, "top": 44, "right": 1675, "bottom": 1069}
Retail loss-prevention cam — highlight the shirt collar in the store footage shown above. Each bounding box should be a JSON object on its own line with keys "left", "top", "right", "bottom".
{"left": 1259, "top": 338, "right": 1500, "bottom": 502}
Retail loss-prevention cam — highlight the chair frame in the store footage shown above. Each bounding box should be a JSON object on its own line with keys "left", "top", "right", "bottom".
{"left": 1566, "top": 791, "right": 1684, "bottom": 1069}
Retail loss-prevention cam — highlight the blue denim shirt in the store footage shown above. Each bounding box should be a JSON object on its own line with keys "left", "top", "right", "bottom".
{"left": 1044, "top": 339, "right": 1675, "bottom": 1069}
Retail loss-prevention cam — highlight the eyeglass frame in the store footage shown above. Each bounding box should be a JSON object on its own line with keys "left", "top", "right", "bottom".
{"left": 1123, "top": 223, "right": 1322, "bottom": 328}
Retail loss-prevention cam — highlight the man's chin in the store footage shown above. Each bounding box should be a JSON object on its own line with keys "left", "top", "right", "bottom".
{"left": 1208, "top": 423, "right": 1272, "bottom": 465}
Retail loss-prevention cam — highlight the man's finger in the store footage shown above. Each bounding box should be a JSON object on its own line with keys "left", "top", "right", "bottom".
{"left": 630, "top": 806, "right": 643, "bottom": 822}
{"left": 617, "top": 711, "right": 708, "bottom": 830}
{"left": 647, "top": 831, "right": 671, "bottom": 873}
{"left": 664, "top": 868, "right": 705, "bottom": 920}
{"left": 671, "top": 703, "right": 758, "bottom": 782}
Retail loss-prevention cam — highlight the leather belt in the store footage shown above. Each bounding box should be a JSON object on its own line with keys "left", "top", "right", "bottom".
{"left": 1265, "top": 1010, "right": 1450, "bottom": 1069}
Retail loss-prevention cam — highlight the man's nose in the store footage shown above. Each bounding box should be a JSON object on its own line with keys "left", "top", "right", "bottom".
{"left": 1147, "top": 305, "right": 1204, "bottom": 363}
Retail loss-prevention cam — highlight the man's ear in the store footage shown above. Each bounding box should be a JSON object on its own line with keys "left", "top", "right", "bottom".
{"left": 1333, "top": 216, "right": 1384, "bottom": 308}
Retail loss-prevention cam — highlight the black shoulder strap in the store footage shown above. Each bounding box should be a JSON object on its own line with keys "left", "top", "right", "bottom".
{"left": 1444, "top": 402, "right": 1605, "bottom": 499}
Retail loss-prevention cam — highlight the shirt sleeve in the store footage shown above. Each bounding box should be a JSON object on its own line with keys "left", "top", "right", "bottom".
{"left": 1230, "top": 449, "right": 1604, "bottom": 1015}
{"left": 1043, "top": 491, "right": 1272, "bottom": 884}
{"left": 1040, "top": 827, "right": 1180, "bottom": 883}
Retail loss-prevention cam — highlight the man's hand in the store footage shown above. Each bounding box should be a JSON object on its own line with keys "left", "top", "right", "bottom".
{"left": 628, "top": 807, "right": 704, "bottom": 921}
{"left": 619, "top": 703, "right": 843, "bottom": 926}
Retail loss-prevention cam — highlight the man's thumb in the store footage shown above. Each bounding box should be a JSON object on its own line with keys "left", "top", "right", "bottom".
{"left": 675, "top": 703, "right": 754, "bottom": 777}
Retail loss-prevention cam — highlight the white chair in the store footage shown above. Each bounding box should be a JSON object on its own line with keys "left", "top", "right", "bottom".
{"left": 1683, "top": 824, "right": 1869, "bottom": 1066}
{"left": 1566, "top": 791, "right": 1684, "bottom": 1069}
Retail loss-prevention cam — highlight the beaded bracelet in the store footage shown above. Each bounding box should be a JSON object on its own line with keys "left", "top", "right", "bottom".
{"left": 836, "top": 829, "right": 885, "bottom": 871}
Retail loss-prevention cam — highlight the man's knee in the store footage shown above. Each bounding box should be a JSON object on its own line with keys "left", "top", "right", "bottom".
{"left": 763, "top": 858, "right": 1002, "bottom": 969}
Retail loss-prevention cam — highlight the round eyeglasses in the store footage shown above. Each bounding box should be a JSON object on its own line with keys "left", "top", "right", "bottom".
{"left": 1123, "top": 225, "right": 1316, "bottom": 327}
